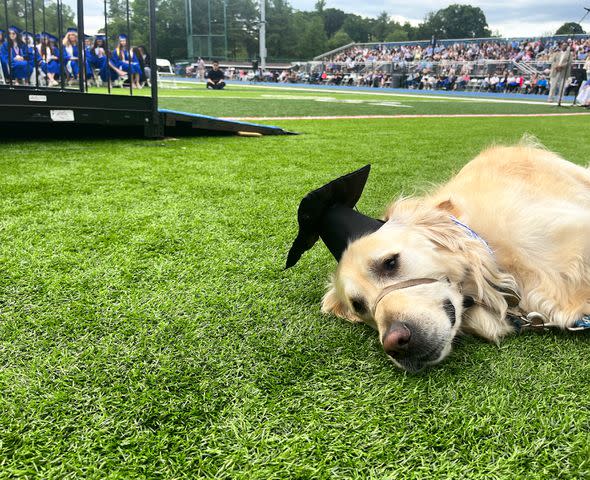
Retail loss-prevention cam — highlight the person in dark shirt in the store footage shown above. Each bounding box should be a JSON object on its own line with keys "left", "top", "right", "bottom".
{"left": 206, "top": 60, "right": 225, "bottom": 89}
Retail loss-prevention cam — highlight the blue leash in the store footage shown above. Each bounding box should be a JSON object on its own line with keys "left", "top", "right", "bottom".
{"left": 510, "top": 313, "right": 590, "bottom": 332}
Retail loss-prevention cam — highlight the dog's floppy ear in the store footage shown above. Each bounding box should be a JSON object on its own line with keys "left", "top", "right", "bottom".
{"left": 435, "top": 198, "right": 460, "bottom": 217}
{"left": 321, "top": 287, "right": 359, "bottom": 323}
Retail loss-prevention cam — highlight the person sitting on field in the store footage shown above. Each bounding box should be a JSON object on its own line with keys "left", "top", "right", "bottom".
{"left": 206, "top": 61, "right": 225, "bottom": 89}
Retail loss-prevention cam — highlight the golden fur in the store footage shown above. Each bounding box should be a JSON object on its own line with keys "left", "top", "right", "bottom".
{"left": 322, "top": 142, "right": 590, "bottom": 369}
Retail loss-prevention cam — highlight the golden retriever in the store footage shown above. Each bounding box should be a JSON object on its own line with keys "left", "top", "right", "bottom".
{"left": 322, "top": 141, "right": 590, "bottom": 372}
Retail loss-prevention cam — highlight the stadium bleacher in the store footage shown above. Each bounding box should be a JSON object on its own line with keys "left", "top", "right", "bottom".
{"left": 284, "top": 34, "right": 590, "bottom": 96}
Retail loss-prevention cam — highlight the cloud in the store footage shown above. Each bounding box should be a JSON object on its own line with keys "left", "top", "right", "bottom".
{"left": 62, "top": 0, "right": 590, "bottom": 38}
{"left": 290, "top": 0, "right": 590, "bottom": 37}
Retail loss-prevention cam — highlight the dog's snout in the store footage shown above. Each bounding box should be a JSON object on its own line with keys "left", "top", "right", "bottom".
{"left": 382, "top": 323, "right": 412, "bottom": 357}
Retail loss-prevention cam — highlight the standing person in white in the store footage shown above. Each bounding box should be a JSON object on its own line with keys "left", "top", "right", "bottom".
{"left": 548, "top": 42, "right": 571, "bottom": 102}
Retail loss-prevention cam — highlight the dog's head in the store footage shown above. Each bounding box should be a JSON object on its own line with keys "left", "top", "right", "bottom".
{"left": 322, "top": 202, "right": 515, "bottom": 372}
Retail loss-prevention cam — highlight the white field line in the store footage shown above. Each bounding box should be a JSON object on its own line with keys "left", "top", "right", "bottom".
{"left": 221, "top": 113, "right": 590, "bottom": 121}
{"left": 161, "top": 79, "right": 565, "bottom": 106}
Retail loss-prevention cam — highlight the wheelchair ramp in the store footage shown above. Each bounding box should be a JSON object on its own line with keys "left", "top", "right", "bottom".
{"left": 159, "top": 109, "right": 294, "bottom": 136}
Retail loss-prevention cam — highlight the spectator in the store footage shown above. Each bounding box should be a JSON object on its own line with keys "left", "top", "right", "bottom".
{"left": 206, "top": 60, "right": 225, "bottom": 89}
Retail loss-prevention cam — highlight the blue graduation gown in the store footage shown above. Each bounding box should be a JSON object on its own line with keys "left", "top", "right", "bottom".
{"left": 112, "top": 48, "right": 141, "bottom": 75}
{"left": 40, "top": 46, "right": 60, "bottom": 75}
{"left": 87, "top": 46, "right": 110, "bottom": 81}
{"left": 0, "top": 42, "right": 30, "bottom": 80}
{"left": 62, "top": 44, "right": 79, "bottom": 78}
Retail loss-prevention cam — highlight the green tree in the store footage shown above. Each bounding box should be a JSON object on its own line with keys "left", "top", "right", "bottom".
{"left": 322, "top": 8, "right": 346, "bottom": 38}
{"left": 294, "top": 12, "right": 327, "bottom": 58}
{"left": 266, "top": 0, "right": 298, "bottom": 59}
{"left": 371, "top": 11, "right": 391, "bottom": 42}
{"left": 342, "top": 14, "right": 371, "bottom": 42}
{"left": 556, "top": 22, "right": 585, "bottom": 35}
{"left": 385, "top": 29, "right": 408, "bottom": 42}
{"left": 419, "top": 4, "right": 491, "bottom": 39}
{"left": 226, "top": 0, "right": 259, "bottom": 59}
{"left": 327, "top": 28, "right": 352, "bottom": 50}
{"left": 0, "top": 0, "right": 75, "bottom": 38}
{"left": 314, "top": 0, "right": 325, "bottom": 14}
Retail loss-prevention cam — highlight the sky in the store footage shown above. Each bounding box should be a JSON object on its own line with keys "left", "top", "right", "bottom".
{"left": 291, "top": 0, "right": 590, "bottom": 38}
{"left": 78, "top": 0, "right": 589, "bottom": 39}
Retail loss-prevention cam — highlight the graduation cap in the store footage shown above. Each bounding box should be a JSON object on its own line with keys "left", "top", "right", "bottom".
{"left": 8, "top": 25, "right": 22, "bottom": 34}
{"left": 67, "top": 27, "right": 78, "bottom": 34}
{"left": 21, "top": 31, "right": 33, "bottom": 38}
{"left": 285, "top": 165, "right": 385, "bottom": 269}
{"left": 95, "top": 35, "right": 106, "bottom": 41}
{"left": 119, "top": 33, "right": 128, "bottom": 40}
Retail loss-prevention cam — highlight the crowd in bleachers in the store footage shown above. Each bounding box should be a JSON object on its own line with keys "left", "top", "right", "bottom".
{"left": 296, "top": 37, "right": 590, "bottom": 98}
{"left": 284, "top": 66, "right": 588, "bottom": 97}
{"left": 328, "top": 37, "right": 590, "bottom": 65}
{"left": 0, "top": 25, "right": 151, "bottom": 87}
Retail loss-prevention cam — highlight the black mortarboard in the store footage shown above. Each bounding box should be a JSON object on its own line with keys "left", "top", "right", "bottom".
{"left": 286, "top": 165, "right": 384, "bottom": 268}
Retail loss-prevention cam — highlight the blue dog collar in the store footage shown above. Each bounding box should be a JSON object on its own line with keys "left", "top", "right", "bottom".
{"left": 450, "top": 216, "right": 494, "bottom": 256}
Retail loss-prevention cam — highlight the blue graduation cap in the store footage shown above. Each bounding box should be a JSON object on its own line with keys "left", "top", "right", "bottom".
{"left": 118, "top": 33, "right": 128, "bottom": 40}
{"left": 84, "top": 34, "right": 92, "bottom": 40}
{"left": 0, "top": 29, "right": 5, "bottom": 35}
{"left": 8, "top": 25, "right": 22, "bottom": 34}
{"left": 22, "top": 31, "right": 33, "bottom": 38}
{"left": 66, "top": 27, "right": 77, "bottom": 34}
{"left": 96, "top": 34, "right": 106, "bottom": 41}
{"left": 48, "top": 34, "right": 58, "bottom": 42}
{"left": 34, "top": 33, "right": 41, "bottom": 41}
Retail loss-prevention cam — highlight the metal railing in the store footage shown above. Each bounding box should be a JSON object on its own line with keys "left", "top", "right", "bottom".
{"left": 313, "top": 34, "right": 590, "bottom": 62}
{"left": 0, "top": 0, "right": 157, "bottom": 100}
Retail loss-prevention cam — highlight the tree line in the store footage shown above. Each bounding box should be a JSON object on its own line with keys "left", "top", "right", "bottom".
{"left": 1, "top": 0, "right": 586, "bottom": 62}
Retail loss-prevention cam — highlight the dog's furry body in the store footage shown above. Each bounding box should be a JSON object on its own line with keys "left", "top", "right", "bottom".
{"left": 323, "top": 143, "right": 590, "bottom": 370}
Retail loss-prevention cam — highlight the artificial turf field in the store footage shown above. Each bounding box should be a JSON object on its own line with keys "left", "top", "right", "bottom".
{"left": 1, "top": 84, "right": 589, "bottom": 478}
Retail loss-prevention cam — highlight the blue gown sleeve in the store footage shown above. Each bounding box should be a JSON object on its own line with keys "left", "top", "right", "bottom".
{"left": 0, "top": 43, "right": 8, "bottom": 64}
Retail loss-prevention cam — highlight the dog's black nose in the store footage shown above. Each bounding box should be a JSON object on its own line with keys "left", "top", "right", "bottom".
{"left": 382, "top": 323, "right": 412, "bottom": 358}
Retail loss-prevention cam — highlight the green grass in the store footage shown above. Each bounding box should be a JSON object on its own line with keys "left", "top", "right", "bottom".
{"left": 88, "top": 82, "right": 584, "bottom": 118}
{"left": 1, "top": 88, "right": 589, "bottom": 478}
{"left": 157, "top": 83, "right": 576, "bottom": 118}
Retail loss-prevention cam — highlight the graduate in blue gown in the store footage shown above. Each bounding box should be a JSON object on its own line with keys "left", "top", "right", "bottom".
{"left": 83, "top": 34, "right": 95, "bottom": 81}
{"left": 48, "top": 34, "right": 62, "bottom": 82}
{"left": 62, "top": 27, "right": 79, "bottom": 82}
{"left": 0, "top": 29, "right": 7, "bottom": 80}
{"left": 87, "top": 35, "right": 113, "bottom": 84}
{"left": 38, "top": 32, "right": 60, "bottom": 86}
{"left": 0, "top": 26, "right": 30, "bottom": 84}
{"left": 112, "top": 33, "right": 141, "bottom": 88}
{"left": 21, "top": 31, "right": 37, "bottom": 83}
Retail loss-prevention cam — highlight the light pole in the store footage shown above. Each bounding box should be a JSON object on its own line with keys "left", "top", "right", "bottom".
{"left": 185, "top": 0, "right": 193, "bottom": 60}
{"left": 259, "top": 0, "right": 266, "bottom": 71}
{"left": 223, "top": 0, "right": 228, "bottom": 60}
{"left": 207, "top": 0, "right": 212, "bottom": 58}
